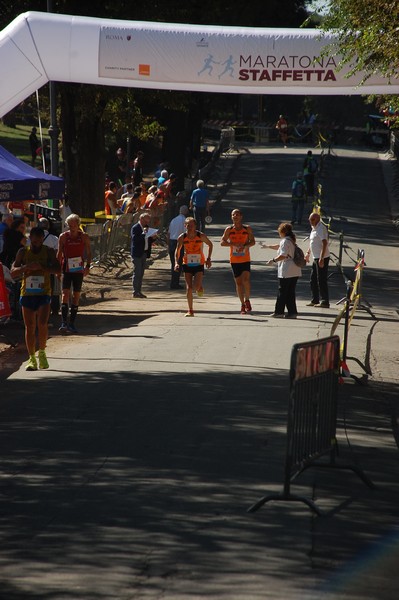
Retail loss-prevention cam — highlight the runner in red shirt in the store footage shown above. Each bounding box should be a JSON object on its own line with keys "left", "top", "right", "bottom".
{"left": 57, "top": 213, "right": 91, "bottom": 334}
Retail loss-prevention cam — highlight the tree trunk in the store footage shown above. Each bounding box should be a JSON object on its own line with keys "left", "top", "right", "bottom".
{"left": 59, "top": 84, "right": 107, "bottom": 218}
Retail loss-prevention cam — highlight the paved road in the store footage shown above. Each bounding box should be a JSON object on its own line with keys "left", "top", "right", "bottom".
{"left": 1, "top": 145, "right": 399, "bottom": 599}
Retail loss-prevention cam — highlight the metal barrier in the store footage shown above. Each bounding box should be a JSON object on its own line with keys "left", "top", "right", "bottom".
{"left": 86, "top": 214, "right": 135, "bottom": 270}
{"left": 331, "top": 249, "right": 375, "bottom": 379}
{"left": 248, "top": 335, "right": 374, "bottom": 516}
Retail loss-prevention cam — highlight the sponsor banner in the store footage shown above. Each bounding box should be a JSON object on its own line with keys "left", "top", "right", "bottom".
{"left": 98, "top": 25, "right": 394, "bottom": 92}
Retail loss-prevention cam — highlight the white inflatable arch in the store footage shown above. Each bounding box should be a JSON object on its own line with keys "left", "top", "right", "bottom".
{"left": 1, "top": 11, "right": 398, "bottom": 118}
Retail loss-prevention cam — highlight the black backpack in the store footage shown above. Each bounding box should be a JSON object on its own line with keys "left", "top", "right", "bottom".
{"left": 293, "top": 244, "right": 306, "bottom": 268}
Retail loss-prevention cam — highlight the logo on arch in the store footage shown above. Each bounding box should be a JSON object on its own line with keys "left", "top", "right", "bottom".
{"left": 139, "top": 64, "right": 151, "bottom": 76}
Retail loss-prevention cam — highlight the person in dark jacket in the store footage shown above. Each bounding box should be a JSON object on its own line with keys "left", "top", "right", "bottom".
{"left": 0, "top": 219, "right": 26, "bottom": 268}
{"left": 130, "top": 212, "right": 157, "bottom": 298}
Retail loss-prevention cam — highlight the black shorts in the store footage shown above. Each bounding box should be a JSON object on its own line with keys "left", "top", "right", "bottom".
{"left": 183, "top": 264, "right": 204, "bottom": 275}
{"left": 231, "top": 262, "right": 251, "bottom": 278}
{"left": 20, "top": 295, "right": 51, "bottom": 310}
{"left": 62, "top": 272, "right": 84, "bottom": 293}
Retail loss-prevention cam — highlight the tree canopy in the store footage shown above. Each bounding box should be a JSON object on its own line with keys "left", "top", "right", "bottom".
{"left": 320, "top": 0, "right": 399, "bottom": 125}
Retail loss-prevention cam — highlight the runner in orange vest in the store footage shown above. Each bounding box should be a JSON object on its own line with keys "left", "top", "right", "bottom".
{"left": 175, "top": 217, "right": 213, "bottom": 317}
{"left": 221, "top": 209, "right": 255, "bottom": 315}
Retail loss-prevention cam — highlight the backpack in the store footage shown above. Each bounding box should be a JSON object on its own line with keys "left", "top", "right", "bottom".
{"left": 293, "top": 179, "right": 304, "bottom": 199}
{"left": 308, "top": 157, "right": 318, "bottom": 173}
{"left": 293, "top": 244, "right": 306, "bottom": 268}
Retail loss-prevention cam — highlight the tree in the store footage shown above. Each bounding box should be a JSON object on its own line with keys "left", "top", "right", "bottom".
{"left": 1, "top": 0, "right": 310, "bottom": 216}
{"left": 320, "top": 0, "right": 399, "bottom": 126}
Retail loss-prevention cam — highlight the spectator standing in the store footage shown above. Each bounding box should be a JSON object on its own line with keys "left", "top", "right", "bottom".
{"left": 305, "top": 212, "right": 330, "bottom": 308}
{"left": 138, "top": 182, "right": 148, "bottom": 208}
{"left": 115, "top": 148, "right": 127, "bottom": 185}
{"left": 57, "top": 213, "right": 92, "bottom": 334}
{"left": 29, "top": 127, "right": 40, "bottom": 167}
{"left": 190, "top": 179, "right": 210, "bottom": 233}
{"left": 11, "top": 227, "right": 61, "bottom": 371}
{"left": 163, "top": 173, "right": 178, "bottom": 221}
{"left": 0, "top": 219, "right": 26, "bottom": 268}
{"left": 0, "top": 201, "right": 8, "bottom": 217}
{"left": 264, "top": 222, "right": 302, "bottom": 318}
{"left": 119, "top": 183, "right": 134, "bottom": 211}
{"left": 105, "top": 181, "right": 118, "bottom": 217}
{"left": 303, "top": 150, "right": 318, "bottom": 198}
{"left": 59, "top": 196, "right": 72, "bottom": 232}
{"left": 132, "top": 150, "right": 144, "bottom": 186}
{"left": 158, "top": 169, "right": 169, "bottom": 187}
{"left": 117, "top": 175, "right": 132, "bottom": 200}
{"left": 131, "top": 212, "right": 157, "bottom": 298}
{"left": 0, "top": 214, "right": 13, "bottom": 254}
{"left": 167, "top": 205, "right": 189, "bottom": 289}
{"left": 291, "top": 171, "right": 306, "bottom": 225}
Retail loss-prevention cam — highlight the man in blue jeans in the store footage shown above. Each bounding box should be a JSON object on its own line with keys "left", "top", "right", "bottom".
{"left": 305, "top": 212, "right": 330, "bottom": 308}
{"left": 190, "top": 179, "right": 210, "bottom": 233}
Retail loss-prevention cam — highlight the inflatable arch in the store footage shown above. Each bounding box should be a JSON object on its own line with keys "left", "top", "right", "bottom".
{"left": 1, "top": 11, "right": 399, "bottom": 118}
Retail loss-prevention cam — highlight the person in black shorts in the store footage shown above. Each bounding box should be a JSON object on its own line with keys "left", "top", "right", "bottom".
{"left": 57, "top": 214, "right": 92, "bottom": 334}
{"left": 11, "top": 227, "right": 60, "bottom": 370}
{"left": 221, "top": 209, "right": 255, "bottom": 314}
{"left": 174, "top": 217, "right": 213, "bottom": 317}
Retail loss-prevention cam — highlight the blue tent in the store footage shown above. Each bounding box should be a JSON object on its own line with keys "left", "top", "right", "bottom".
{"left": 0, "top": 144, "right": 64, "bottom": 203}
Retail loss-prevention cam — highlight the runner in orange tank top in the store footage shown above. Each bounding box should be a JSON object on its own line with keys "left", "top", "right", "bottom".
{"left": 221, "top": 209, "right": 255, "bottom": 315}
{"left": 175, "top": 217, "right": 213, "bottom": 317}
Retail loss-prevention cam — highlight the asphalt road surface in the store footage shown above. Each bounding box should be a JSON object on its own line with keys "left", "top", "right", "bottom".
{"left": 1, "top": 145, "right": 399, "bottom": 600}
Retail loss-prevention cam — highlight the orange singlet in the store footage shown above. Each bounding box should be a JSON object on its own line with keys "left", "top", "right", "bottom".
{"left": 182, "top": 232, "right": 205, "bottom": 267}
{"left": 227, "top": 226, "right": 251, "bottom": 263}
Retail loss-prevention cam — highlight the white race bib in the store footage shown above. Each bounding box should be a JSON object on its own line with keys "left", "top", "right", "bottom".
{"left": 67, "top": 256, "right": 83, "bottom": 272}
{"left": 187, "top": 253, "right": 201, "bottom": 266}
{"left": 232, "top": 245, "right": 245, "bottom": 256}
{"left": 26, "top": 275, "right": 44, "bottom": 293}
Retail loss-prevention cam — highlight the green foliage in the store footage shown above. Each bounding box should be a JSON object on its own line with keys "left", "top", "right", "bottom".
{"left": 322, "top": 0, "right": 399, "bottom": 80}
{"left": 0, "top": 122, "right": 32, "bottom": 163}
{"left": 104, "top": 94, "right": 165, "bottom": 141}
{"left": 320, "top": 0, "right": 399, "bottom": 127}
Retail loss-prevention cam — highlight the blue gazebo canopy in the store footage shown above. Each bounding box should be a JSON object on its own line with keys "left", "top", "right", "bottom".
{"left": 0, "top": 144, "right": 64, "bottom": 203}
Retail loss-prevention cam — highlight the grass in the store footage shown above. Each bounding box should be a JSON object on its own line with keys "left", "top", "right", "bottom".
{"left": 0, "top": 122, "right": 38, "bottom": 164}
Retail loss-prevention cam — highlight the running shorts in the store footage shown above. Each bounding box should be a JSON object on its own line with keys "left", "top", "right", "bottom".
{"left": 231, "top": 261, "right": 251, "bottom": 278}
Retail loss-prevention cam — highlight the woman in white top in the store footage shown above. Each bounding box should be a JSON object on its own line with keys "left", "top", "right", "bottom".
{"left": 264, "top": 222, "right": 302, "bottom": 318}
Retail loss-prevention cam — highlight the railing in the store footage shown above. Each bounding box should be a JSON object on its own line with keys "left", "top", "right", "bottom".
{"left": 248, "top": 336, "right": 374, "bottom": 517}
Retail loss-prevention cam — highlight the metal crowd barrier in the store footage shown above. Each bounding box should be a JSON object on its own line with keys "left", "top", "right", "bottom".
{"left": 248, "top": 336, "right": 374, "bottom": 516}
{"left": 330, "top": 249, "right": 375, "bottom": 379}
{"left": 86, "top": 213, "right": 136, "bottom": 270}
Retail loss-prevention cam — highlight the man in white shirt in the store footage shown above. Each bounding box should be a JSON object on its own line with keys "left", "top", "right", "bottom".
{"left": 167, "top": 205, "right": 189, "bottom": 289}
{"left": 305, "top": 212, "right": 330, "bottom": 308}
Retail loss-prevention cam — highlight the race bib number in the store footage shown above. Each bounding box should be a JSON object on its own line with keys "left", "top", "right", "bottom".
{"left": 26, "top": 275, "right": 44, "bottom": 293}
{"left": 67, "top": 257, "right": 83, "bottom": 272}
{"left": 232, "top": 245, "right": 245, "bottom": 257}
{"left": 187, "top": 253, "right": 201, "bottom": 267}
